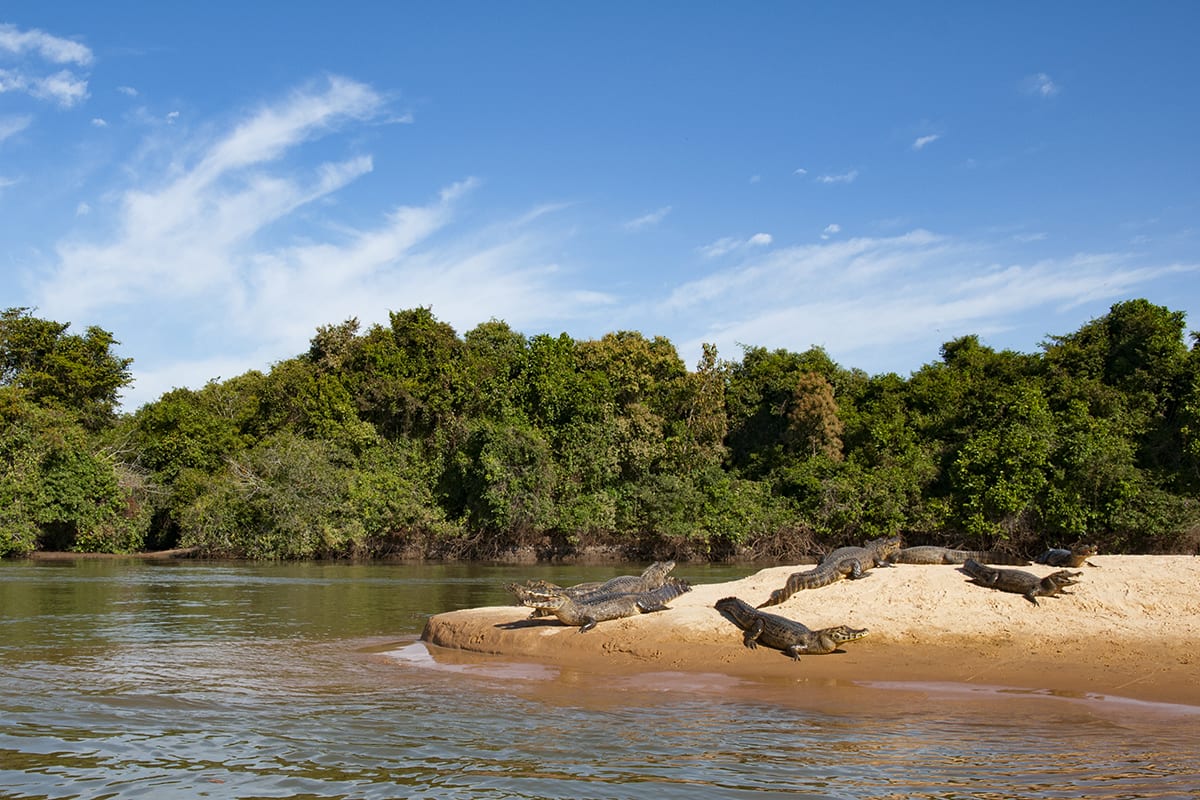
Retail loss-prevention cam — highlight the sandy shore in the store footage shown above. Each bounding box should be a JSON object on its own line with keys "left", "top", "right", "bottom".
{"left": 421, "top": 555, "right": 1200, "bottom": 707}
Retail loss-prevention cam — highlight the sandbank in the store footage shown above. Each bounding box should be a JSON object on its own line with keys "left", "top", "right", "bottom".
{"left": 421, "top": 555, "right": 1200, "bottom": 707}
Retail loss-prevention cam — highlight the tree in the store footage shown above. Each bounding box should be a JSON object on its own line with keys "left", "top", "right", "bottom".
{"left": 446, "top": 420, "right": 557, "bottom": 544}
{"left": 457, "top": 320, "right": 528, "bottom": 421}
{"left": 0, "top": 307, "right": 133, "bottom": 429}
{"left": 786, "top": 372, "right": 844, "bottom": 461}
{"left": 347, "top": 307, "right": 462, "bottom": 439}
{"left": 179, "top": 432, "right": 356, "bottom": 559}
{"left": 1, "top": 388, "right": 147, "bottom": 554}
{"left": 725, "top": 345, "right": 843, "bottom": 478}
{"left": 576, "top": 331, "right": 686, "bottom": 413}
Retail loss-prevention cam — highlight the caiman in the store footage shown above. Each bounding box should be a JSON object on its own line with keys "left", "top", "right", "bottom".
{"left": 888, "top": 546, "right": 1030, "bottom": 566}
{"left": 520, "top": 579, "right": 692, "bottom": 632}
{"left": 508, "top": 561, "right": 677, "bottom": 615}
{"left": 715, "top": 597, "right": 868, "bottom": 660}
{"left": 759, "top": 535, "right": 902, "bottom": 607}
{"left": 960, "top": 558, "right": 1082, "bottom": 605}
{"left": 1035, "top": 542, "right": 1099, "bottom": 568}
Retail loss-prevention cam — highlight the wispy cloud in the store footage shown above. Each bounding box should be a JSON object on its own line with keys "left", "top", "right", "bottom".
{"left": 624, "top": 205, "right": 672, "bottom": 231}
{"left": 698, "top": 232, "right": 773, "bottom": 258}
{"left": 1025, "top": 72, "right": 1059, "bottom": 98}
{"left": 912, "top": 134, "right": 940, "bottom": 150}
{"left": 821, "top": 223, "right": 840, "bottom": 240}
{"left": 816, "top": 169, "right": 859, "bottom": 184}
{"left": 0, "top": 67, "right": 89, "bottom": 107}
{"left": 0, "top": 113, "right": 32, "bottom": 142}
{"left": 0, "top": 23, "right": 92, "bottom": 108}
{"left": 0, "top": 23, "right": 92, "bottom": 65}
{"left": 655, "top": 229, "right": 1195, "bottom": 374}
{"left": 33, "top": 75, "right": 608, "bottom": 409}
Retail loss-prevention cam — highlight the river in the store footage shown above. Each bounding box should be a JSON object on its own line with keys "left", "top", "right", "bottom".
{"left": 1, "top": 559, "right": 1196, "bottom": 799}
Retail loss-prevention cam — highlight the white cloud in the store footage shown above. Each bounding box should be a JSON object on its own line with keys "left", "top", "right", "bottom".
{"left": 697, "top": 237, "right": 740, "bottom": 259}
{"left": 821, "top": 223, "right": 841, "bottom": 240}
{"left": 117, "top": 85, "right": 138, "bottom": 97}
{"left": 817, "top": 169, "right": 859, "bottom": 184}
{"left": 0, "top": 113, "right": 32, "bottom": 142}
{"left": 33, "top": 75, "right": 609, "bottom": 410}
{"left": 624, "top": 205, "right": 672, "bottom": 231}
{"left": 1025, "top": 72, "right": 1059, "bottom": 98}
{"left": 0, "top": 24, "right": 92, "bottom": 108}
{"left": 656, "top": 229, "right": 1195, "bottom": 374}
{"left": 1013, "top": 232, "right": 1047, "bottom": 243}
{"left": 0, "top": 23, "right": 92, "bottom": 65}
{"left": 32, "top": 69, "right": 89, "bottom": 106}
{"left": 0, "top": 175, "right": 20, "bottom": 190}
{"left": 76, "top": 201, "right": 90, "bottom": 215}
{"left": 793, "top": 167, "right": 807, "bottom": 176}
{"left": 749, "top": 174, "right": 761, "bottom": 184}
{"left": 912, "top": 134, "right": 940, "bottom": 150}
{"left": 698, "top": 232, "right": 773, "bottom": 258}
{"left": 91, "top": 117, "right": 107, "bottom": 127}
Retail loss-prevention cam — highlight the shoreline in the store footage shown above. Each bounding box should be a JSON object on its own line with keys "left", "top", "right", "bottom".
{"left": 421, "top": 555, "right": 1200, "bottom": 707}
{"left": 26, "top": 548, "right": 200, "bottom": 561}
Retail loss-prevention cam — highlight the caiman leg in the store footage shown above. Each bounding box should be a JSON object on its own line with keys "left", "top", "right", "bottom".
{"left": 742, "top": 619, "right": 765, "bottom": 649}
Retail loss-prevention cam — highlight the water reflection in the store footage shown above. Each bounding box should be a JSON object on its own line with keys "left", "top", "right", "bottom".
{"left": 1, "top": 559, "right": 1197, "bottom": 799}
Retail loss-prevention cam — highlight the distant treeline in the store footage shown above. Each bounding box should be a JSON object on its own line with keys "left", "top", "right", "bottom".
{"left": 3, "top": 300, "right": 1199, "bottom": 561}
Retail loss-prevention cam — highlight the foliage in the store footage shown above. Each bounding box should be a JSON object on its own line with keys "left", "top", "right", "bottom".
{"left": 1, "top": 307, "right": 133, "bottom": 430}
{"left": 1, "top": 388, "right": 147, "bottom": 554}
{"left": 5, "top": 299, "right": 1200, "bottom": 560}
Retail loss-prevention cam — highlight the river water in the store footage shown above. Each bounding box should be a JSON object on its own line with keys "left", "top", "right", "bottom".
{"left": 1, "top": 559, "right": 1196, "bottom": 799}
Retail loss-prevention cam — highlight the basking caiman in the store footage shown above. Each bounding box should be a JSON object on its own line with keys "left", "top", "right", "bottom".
{"left": 960, "top": 558, "right": 1082, "bottom": 605}
{"left": 1035, "top": 542, "right": 1099, "bottom": 568}
{"left": 888, "top": 546, "right": 1030, "bottom": 566}
{"left": 520, "top": 579, "right": 692, "bottom": 632}
{"left": 508, "top": 561, "right": 677, "bottom": 615}
{"left": 759, "top": 535, "right": 902, "bottom": 607}
{"left": 715, "top": 597, "right": 868, "bottom": 660}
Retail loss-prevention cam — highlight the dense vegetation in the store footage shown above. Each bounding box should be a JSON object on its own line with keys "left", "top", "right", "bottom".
{"left": 3, "top": 300, "right": 1199, "bottom": 561}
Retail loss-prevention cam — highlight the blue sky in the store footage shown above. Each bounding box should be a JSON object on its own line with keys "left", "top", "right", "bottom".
{"left": 3, "top": 3, "right": 1197, "bottom": 410}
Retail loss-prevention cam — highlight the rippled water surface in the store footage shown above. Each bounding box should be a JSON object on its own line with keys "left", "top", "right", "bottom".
{"left": 1, "top": 559, "right": 1196, "bottom": 799}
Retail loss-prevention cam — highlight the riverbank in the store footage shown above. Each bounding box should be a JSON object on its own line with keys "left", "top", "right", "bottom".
{"left": 421, "top": 555, "right": 1200, "bottom": 707}
{"left": 26, "top": 548, "right": 200, "bottom": 561}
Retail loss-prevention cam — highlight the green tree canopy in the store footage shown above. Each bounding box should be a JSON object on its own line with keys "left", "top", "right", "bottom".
{"left": 0, "top": 307, "right": 133, "bottom": 429}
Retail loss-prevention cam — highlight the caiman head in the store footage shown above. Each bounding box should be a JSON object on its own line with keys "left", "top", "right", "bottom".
{"left": 873, "top": 534, "right": 902, "bottom": 554}
{"left": 1045, "top": 570, "right": 1083, "bottom": 587}
{"left": 643, "top": 560, "right": 676, "bottom": 578}
{"left": 869, "top": 534, "right": 904, "bottom": 556}
{"left": 819, "top": 625, "right": 869, "bottom": 643}
{"left": 507, "top": 579, "right": 561, "bottom": 599}
{"left": 519, "top": 591, "right": 571, "bottom": 611}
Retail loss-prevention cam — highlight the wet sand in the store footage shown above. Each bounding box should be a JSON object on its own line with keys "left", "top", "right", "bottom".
{"left": 421, "top": 555, "right": 1200, "bottom": 707}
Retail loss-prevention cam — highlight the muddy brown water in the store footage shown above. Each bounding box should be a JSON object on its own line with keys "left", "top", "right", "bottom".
{"left": 1, "top": 559, "right": 1196, "bottom": 799}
